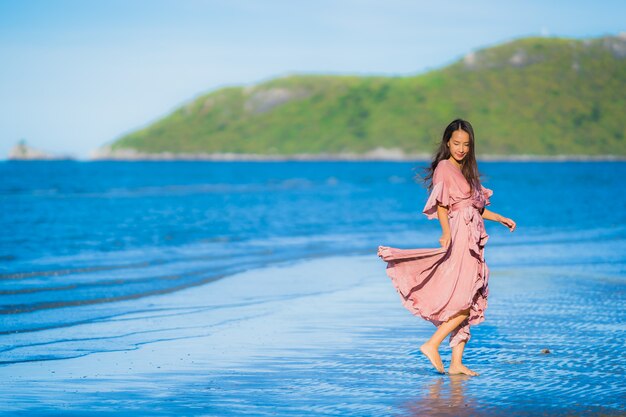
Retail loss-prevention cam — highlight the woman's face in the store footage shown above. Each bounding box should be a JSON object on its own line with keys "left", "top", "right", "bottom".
{"left": 447, "top": 129, "right": 470, "bottom": 162}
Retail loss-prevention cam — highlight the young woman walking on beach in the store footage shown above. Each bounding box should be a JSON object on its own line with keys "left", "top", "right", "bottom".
{"left": 378, "top": 119, "right": 516, "bottom": 376}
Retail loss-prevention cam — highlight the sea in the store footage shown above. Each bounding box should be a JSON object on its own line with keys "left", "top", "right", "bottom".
{"left": 1, "top": 160, "right": 625, "bottom": 415}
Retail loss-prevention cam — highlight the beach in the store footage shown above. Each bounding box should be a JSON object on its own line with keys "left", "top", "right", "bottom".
{"left": 2, "top": 246, "right": 625, "bottom": 416}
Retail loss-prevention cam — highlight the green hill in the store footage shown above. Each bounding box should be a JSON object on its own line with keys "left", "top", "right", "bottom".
{"left": 109, "top": 35, "right": 626, "bottom": 156}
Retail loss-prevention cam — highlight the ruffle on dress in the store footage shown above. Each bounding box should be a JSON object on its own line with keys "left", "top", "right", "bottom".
{"left": 422, "top": 181, "right": 451, "bottom": 220}
{"left": 449, "top": 203, "right": 490, "bottom": 259}
{"left": 481, "top": 185, "right": 493, "bottom": 207}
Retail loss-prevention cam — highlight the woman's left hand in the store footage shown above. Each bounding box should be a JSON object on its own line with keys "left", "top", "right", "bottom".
{"left": 499, "top": 216, "right": 516, "bottom": 232}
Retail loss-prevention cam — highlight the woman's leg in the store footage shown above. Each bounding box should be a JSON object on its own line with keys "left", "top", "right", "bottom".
{"left": 449, "top": 341, "right": 479, "bottom": 376}
{"left": 420, "top": 309, "right": 470, "bottom": 373}
{"left": 448, "top": 316, "right": 479, "bottom": 376}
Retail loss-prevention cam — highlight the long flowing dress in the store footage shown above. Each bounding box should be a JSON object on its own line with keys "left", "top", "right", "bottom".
{"left": 377, "top": 159, "right": 493, "bottom": 347}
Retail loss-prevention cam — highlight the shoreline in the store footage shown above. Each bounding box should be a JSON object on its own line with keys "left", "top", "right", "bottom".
{"left": 8, "top": 144, "right": 625, "bottom": 161}
{"left": 87, "top": 147, "right": 626, "bottom": 161}
{"left": 6, "top": 153, "right": 626, "bottom": 162}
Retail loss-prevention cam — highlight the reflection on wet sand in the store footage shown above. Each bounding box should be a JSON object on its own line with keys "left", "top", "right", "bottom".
{"left": 401, "top": 375, "right": 476, "bottom": 417}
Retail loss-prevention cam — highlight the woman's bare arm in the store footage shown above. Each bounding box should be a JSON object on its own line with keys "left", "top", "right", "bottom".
{"left": 437, "top": 204, "right": 451, "bottom": 247}
{"left": 481, "top": 208, "right": 502, "bottom": 222}
{"left": 482, "top": 208, "right": 516, "bottom": 232}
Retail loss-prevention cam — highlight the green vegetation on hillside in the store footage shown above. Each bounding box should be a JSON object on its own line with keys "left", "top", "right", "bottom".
{"left": 111, "top": 35, "right": 626, "bottom": 156}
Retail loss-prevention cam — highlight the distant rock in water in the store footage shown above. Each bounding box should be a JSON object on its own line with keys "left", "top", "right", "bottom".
{"left": 8, "top": 140, "right": 74, "bottom": 161}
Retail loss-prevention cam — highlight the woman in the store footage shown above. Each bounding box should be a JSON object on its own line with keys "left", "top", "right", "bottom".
{"left": 377, "top": 119, "right": 516, "bottom": 376}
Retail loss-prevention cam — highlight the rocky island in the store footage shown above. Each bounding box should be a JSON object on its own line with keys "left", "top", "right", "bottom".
{"left": 8, "top": 140, "right": 75, "bottom": 161}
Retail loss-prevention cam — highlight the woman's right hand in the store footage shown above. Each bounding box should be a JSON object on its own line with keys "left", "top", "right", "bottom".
{"left": 499, "top": 216, "right": 517, "bottom": 232}
{"left": 439, "top": 232, "right": 451, "bottom": 248}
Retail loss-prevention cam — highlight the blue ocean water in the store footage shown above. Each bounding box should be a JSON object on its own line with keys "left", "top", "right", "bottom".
{"left": 0, "top": 161, "right": 625, "bottom": 415}
{"left": 1, "top": 161, "right": 624, "bottom": 326}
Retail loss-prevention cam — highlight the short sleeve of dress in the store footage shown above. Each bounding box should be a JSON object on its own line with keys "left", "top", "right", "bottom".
{"left": 481, "top": 185, "right": 493, "bottom": 207}
{"left": 422, "top": 165, "right": 451, "bottom": 220}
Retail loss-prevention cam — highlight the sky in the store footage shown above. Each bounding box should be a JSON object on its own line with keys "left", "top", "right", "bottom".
{"left": 0, "top": 0, "right": 624, "bottom": 159}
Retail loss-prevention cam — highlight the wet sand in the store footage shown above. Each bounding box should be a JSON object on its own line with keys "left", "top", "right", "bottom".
{"left": 1, "top": 254, "right": 625, "bottom": 416}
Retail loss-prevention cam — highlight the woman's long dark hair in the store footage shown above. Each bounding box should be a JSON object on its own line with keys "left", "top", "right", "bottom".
{"left": 420, "top": 119, "right": 482, "bottom": 193}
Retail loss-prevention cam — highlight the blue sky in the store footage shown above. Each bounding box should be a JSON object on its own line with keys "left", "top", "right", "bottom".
{"left": 0, "top": 0, "right": 624, "bottom": 159}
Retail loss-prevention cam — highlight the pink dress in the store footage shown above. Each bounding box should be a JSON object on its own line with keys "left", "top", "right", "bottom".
{"left": 377, "top": 159, "right": 493, "bottom": 347}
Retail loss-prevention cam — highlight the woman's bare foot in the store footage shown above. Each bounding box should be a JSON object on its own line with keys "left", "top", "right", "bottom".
{"left": 448, "top": 362, "right": 479, "bottom": 376}
{"left": 420, "top": 342, "right": 444, "bottom": 374}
